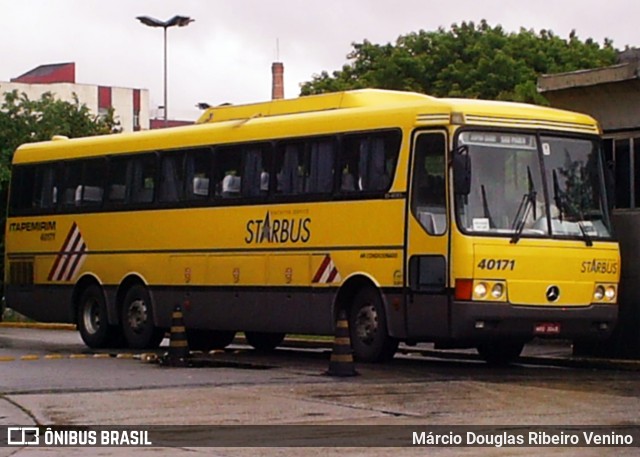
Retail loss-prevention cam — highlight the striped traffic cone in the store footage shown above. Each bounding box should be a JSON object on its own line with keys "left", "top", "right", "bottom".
{"left": 167, "top": 304, "right": 189, "bottom": 367}
{"left": 325, "top": 309, "right": 358, "bottom": 377}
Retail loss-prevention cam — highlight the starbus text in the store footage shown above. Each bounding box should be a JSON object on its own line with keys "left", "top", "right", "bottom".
{"left": 245, "top": 212, "right": 311, "bottom": 244}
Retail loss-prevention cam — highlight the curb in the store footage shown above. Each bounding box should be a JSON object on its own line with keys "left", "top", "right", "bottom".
{"left": 0, "top": 352, "right": 139, "bottom": 363}
{"left": 519, "top": 354, "right": 640, "bottom": 371}
{"left": 0, "top": 322, "right": 76, "bottom": 330}
{"left": 400, "top": 347, "right": 640, "bottom": 371}
{"left": 2, "top": 324, "right": 639, "bottom": 370}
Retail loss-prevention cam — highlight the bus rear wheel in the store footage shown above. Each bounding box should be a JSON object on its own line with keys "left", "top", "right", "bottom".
{"left": 245, "top": 332, "right": 285, "bottom": 352}
{"left": 477, "top": 341, "right": 525, "bottom": 365}
{"left": 77, "top": 285, "right": 121, "bottom": 349}
{"left": 348, "top": 287, "right": 398, "bottom": 363}
{"left": 188, "top": 329, "right": 236, "bottom": 351}
{"left": 121, "top": 285, "right": 164, "bottom": 349}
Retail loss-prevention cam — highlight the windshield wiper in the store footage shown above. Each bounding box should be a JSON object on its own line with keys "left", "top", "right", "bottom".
{"left": 510, "top": 191, "right": 536, "bottom": 244}
{"left": 577, "top": 220, "right": 594, "bottom": 247}
{"left": 480, "top": 184, "right": 495, "bottom": 228}
{"left": 510, "top": 166, "right": 537, "bottom": 244}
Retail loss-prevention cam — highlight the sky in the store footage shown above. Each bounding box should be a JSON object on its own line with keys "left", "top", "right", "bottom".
{"left": 1, "top": 0, "right": 639, "bottom": 122}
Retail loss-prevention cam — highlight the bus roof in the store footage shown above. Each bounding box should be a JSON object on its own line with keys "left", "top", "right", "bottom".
{"left": 13, "top": 89, "right": 600, "bottom": 165}
{"left": 195, "top": 89, "right": 437, "bottom": 123}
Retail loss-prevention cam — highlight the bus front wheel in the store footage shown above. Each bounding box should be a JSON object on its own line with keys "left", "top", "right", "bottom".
{"left": 477, "top": 341, "right": 525, "bottom": 365}
{"left": 77, "top": 285, "right": 120, "bottom": 349}
{"left": 121, "top": 285, "right": 164, "bottom": 349}
{"left": 348, "top": 287, "right": 398, "bottom": 363}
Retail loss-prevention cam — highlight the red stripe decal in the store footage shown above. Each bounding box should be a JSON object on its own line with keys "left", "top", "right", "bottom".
{"left": 312, "top": 255, "right": 331, "bottom": 283}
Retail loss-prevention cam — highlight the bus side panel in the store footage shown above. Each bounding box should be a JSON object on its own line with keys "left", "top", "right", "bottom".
{"left": 149, "top": 286, "right": 335, "bottom": 334}
{"left": 380, "top": 289, "right": 408, "bottom": 339}
{"left": 405, "top": 293, "right": 450, "bottom": 339}
{"left": 4, "top": 285, "right": 74, "bottom": 323}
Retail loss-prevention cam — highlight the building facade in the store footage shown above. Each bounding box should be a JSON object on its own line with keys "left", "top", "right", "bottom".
{"left": 1, "top": 63, "right": 150, "bottom": 132}
{"left": 538, "top": 49, "right": 640, "bottom": 210}
{"left": 538, "top": 49, "right": 640, "bottom": 357}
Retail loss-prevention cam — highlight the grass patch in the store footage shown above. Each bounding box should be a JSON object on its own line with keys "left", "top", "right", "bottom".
{"left": 1, "top": 308, "right": 34, "bottom": 323}
{"left": 288, "top": 334, "right": 333, "bottom": 342}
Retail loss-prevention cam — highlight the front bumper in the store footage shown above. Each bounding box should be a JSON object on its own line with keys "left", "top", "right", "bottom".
{"left": 450, "top": 301, "right": 617, "bottom": 341}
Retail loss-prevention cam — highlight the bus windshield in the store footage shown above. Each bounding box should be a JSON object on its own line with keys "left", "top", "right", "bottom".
{"left": 455, "top": 130, "right": 612, "bottom": 241}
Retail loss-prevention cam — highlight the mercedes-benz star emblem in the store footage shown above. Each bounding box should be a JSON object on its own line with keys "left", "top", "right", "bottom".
{"left": 546, "top": 285, "right": 560, "bottom": 302}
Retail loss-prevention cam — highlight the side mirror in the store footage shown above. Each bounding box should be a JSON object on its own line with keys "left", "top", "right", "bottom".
{"left": 452, "top": 145, "right": 471, "bottom": 195}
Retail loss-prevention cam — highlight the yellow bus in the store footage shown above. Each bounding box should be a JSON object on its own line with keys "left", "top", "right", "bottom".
{"left": 4, "top": 89, "right": 620, "bottom": 363}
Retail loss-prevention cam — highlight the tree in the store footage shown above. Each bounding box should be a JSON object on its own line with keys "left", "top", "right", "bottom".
{"left": 0, "top": 90, "right": 121, "bottom": 285}
{"left": 0, "top": 90, "right": 120, "bottom": 187}
{"left": 300, "top": 20, "right": 618, "bottom": 104}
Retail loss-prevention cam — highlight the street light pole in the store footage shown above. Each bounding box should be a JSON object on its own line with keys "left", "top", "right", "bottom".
{"left": 137, "top": 15, "right": 194, "bottom": 127}
{"left": 163, "top": 25, "right": 168, "bottom": 126}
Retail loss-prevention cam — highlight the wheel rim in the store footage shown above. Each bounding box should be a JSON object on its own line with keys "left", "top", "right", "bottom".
{"left": 127, "top": 299, "right": 148, "bottom": 335}
{"left": 82, "top": 299, "right": 101, "bottom": 335}
{"left": 354, "top": 303, "right": 378, "bottom": 346}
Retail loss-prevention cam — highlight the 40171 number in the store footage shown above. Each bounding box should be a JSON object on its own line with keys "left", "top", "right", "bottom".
{"left": 477, "top": 259, "right": 516, "bottom": 271}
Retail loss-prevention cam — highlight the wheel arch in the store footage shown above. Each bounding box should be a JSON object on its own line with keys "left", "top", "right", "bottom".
{"left": 71, "top": 274, "right": 104, "bottom": 325}
{"left": 335, "top": 272, "right": 399, "bottom": 362}
{"left": 117, "top": 274, "right": 164, "bottom": 349}
{"left": 116, "top": 274, "right": 153, "bottom": 323}
{"left": 334, "top": 273, "right": 390, "bottom": 326}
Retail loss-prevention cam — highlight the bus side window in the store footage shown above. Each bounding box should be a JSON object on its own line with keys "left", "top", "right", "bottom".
{"left": 215, "top": 147, "right": 242, "bottom": 198}
{"left": 9, "top": 165, "right": 56, "bottom": 214}
{"left": 107, "top": 158, "right": 131, "bottom": 204}
{"left": 260, "top": 148, "right": 273, "bottom": 195}
{"left": 340, "top": 131, "right": 401, "bottom": 194}
{"left": 9, "top": 166, "right": 33, "bottom": 213}
{"left": 131, "top": 154, "right": 157, "bottom": 204}
{"left": 159, "top": 152, "right": 185, "bottom": 202}
{"left": 76, "top": 158, "right": 106, "bottom": 207}
{"left": 60, "top": 161, "right": 83, "bottom": 208}
{"left": 242, "top": 146, "right": 271, "bottom": 198}
{"left": 339, "top": 137, "right": 358, "bottom": 192}
{"left": 37, "top": 166, "right": 57, "bottom": 210}
{"left": 411, "top": 133, "right": 447, "bottom": 235}
{"left": 306, "top": 139, "right": 335, "bottom": 194}
{"left": 185, "top": 148, "right": 212, "bottom": 200}
{"left": 275, "top": 143, "right": 304, "bottom": 195}
{"left": 362, "top": 137, "right": 388, "bottom": 190}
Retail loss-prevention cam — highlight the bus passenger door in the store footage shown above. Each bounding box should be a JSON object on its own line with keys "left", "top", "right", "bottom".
{"left": 405, "top": 130, "right": 450, "bottom": 339}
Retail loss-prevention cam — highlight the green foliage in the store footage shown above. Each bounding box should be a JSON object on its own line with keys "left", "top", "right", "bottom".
{"left": 300, "top": 20, "right": 618, "bottom": 103}
{"left": 557, "top": 153, "right": 596, "bottom": 220}
{"left": 0, "top": 90, "right": 121, "bottom": 284}
{"left": 0, "top": 90, "right": 120, "bottom": 189}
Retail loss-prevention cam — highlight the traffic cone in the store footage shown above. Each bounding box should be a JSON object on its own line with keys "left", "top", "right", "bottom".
{"left": 166, "top": 304, "right": 189, "bottom": 367}
{"left": 325, "top": 309, "right": 358, "bottom": 377}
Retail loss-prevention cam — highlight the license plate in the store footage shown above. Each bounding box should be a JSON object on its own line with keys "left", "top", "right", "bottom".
{"left": 534, "top": 322, "right": 561, "bottom": 335}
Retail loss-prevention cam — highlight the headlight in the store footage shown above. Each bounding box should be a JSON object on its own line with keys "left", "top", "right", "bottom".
{"left": 605, "top": 286, "right": 616, "bottom": 300}
{"left": 474, "top": 283, "right": 488, "bottom": 298}
{"left": 491, "top": 283, "right": 504, "bottom": 299}
{"left": 471, "top": 280, "right": 507, "bottom": 302}
{"left": 594, "top": 285, "right": 605, "bottom": 301}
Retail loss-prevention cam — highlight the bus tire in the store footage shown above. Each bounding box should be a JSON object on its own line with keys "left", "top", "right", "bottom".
{"left": 77, "top": 285, "right": 120, "bottom": 349}
{"left": 121, "top": 284, "right": 164, "bottom": 349}
{"left": 188, "top": 329, "right": 236, "bottom": 351}
{"left": 477, "top": 341, "right": 525, "bottom": 365}
{"left": 245, "top": 332, "right": 285, "bottom": 352}
{"left": 348, "top": 287, "right": 398, "bottom": 363}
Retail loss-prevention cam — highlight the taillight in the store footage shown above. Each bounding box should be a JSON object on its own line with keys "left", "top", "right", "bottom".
{"left": 455, "top": 278, "right": 473, "bottom": 301}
